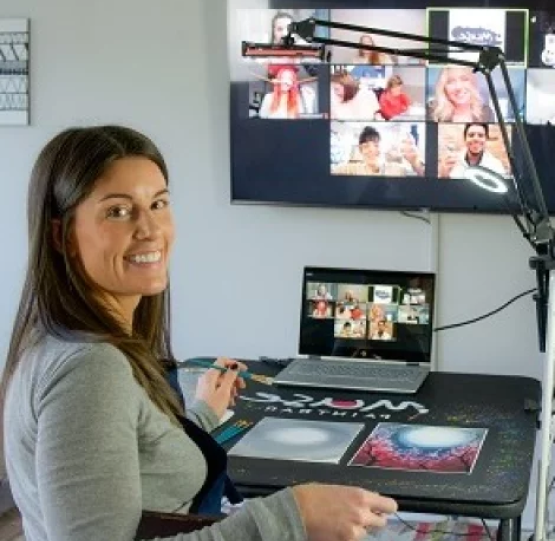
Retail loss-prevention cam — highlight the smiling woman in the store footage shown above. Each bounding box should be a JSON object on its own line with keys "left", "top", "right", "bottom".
{"left": 70, "top": 156, "right": 174, "bottom": 327}
{"left": 0, "top": 125, "right": 397, "bottom": 541}
{"left": 428, "top": 65, "right": 495, "bottom": 123}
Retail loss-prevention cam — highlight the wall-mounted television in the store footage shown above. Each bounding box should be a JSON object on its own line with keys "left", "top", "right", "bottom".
{"left": 228, "top": 0, "right": 555, "bottom": 214}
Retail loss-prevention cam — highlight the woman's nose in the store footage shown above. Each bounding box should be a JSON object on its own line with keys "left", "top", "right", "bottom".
{"left": 134, "top": 210, "right": 162, "bottom": 240}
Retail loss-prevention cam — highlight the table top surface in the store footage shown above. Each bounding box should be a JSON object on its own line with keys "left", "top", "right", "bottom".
{"left": 210, "top": 363, "right": 541, "bottom": 519}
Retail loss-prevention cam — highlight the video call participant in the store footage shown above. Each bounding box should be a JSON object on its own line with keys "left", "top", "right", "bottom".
{"left": 312, "top": 299, "right": 330, "bottom": 318}
{"left": 439, "top": 122, "right": 506, "bottom": 179}
{"left": 266, "top": 11, "right": 319, "bottom": 79}
{"left": 270, "top": 11, "right": 295, "bottom": 45}
{"left": 406, "top": 308, "right": 419, "bottom": 324}
{"left": 342, "top": 289, "right": 358, "bottom": 303}
{"left": 332, "top": 125, "right": 425, "bottom": 176}
{"left": 350, "top": 302, "right": 365, "bottom": 320}
{"left": 312, "top": 283, "right": 333, "bottom": 300}
{"left": 339, "top": 321, "right": 354, "bottom": 337}
{"left": 370, "top": 303, "right": 385, "bottom": 322}
{"left": 336, "top": 303, "right": 352, "bottom": 319}
{"left": 371, "top": 319, "right": 392, "bottom": 340}
{"left": 258, "top": 66, "right": 316, "bottom": 119}
{"left": 351, "top": 34, "right": 395, "bottom": 65}
{"left": 428, "top": 66, "right": 495, "bottom": 123}
{"left": 378, "top": 75, "right": 411, "bottom": 120}
{"left": 330, "top": 70, "right": 380, "bottom": 121}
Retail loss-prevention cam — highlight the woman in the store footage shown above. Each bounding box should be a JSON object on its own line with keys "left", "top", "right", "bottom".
{"left": 378, "top": 74, "right": 411, "bottom": 120}
{"left": 335, "top": 303, "right": 352, "bottom": 320}
{"left": 330, "top": 69, "right": 380, "bottom": 121}
{"left": 270, "top": 10, "right": 294, "bottom": 45}
{"left": 258, "top": 66, "right": 315, "bottom": 119}
{"left": 313, "top": 283, "right": 332, "bottom": 300}
{"left": 1, "top": 125, "right": 397, "bottom": 541}
{"left": 343, "top": 289, "right": 358, "bottom": 304}
{"left": 352, "top": 34, "right": 394, "bottom": 65}
{"left": 312, "top": 300, "right": 330, "bottom": 318}
{"left": 428, "top": 66, "right": 495, "bottom": 123}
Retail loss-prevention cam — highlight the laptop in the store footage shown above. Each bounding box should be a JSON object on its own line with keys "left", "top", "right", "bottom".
{"left": 273, "top": 266, "right": 436, "bottom": 394}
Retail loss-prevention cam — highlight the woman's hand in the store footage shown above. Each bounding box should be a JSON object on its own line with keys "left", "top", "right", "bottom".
{"left": 194, "top": 357, "right": 247, "bottom": 419}
{"left": 292, "top": 483, "right": 397, "bottom": 541}
{"left": 438, "top": 147, "right": 458, "bottom": 178}
{"left": 400, "top": 134, "right": 424, "bottom": 175}
{"left": 300, "top": 85, "right": 316, "bottom": 113}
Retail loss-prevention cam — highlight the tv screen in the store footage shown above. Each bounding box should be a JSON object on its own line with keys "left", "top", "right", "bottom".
{"left": 228, "top": 0, "right": 555, "bottom": 213}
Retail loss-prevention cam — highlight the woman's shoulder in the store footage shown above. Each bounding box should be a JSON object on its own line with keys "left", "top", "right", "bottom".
{"left": 426, "top": 100, "right": 437, "bottom": 116}
{"left": 41, "top": 332, "right": 123, "bottom": 357}
{"left": 24, "top": 333, "right": 131, "bottom": 387}
{"left": 378, "top": 89, "right": 390, "bottom": 102}
{"left": 7, "top": 333, "right": 136, "bottom": 418}
{"left": 481, "top": 103, "right": 495, "bottom": 121}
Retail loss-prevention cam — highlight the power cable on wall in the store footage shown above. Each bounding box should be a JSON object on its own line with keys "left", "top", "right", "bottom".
{"left": 433, "top": 288, "right": 537, "bottom": 332}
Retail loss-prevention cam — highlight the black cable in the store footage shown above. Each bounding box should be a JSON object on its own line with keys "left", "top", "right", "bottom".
{"left": 434, "top": 287, "right": 537, "bottom": 332}
{"left": 481, "top": 518, "right": 495, "bottom": 541}
{"left": 400, "top": 210, "right": 431, "bottom": 224}
{"left": 394, "top": 513, "right": 494, "bottom": 539}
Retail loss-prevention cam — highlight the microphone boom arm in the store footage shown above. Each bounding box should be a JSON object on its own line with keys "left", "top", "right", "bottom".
{"left": 288, "top": 17, "right": 552, "bottom": 250}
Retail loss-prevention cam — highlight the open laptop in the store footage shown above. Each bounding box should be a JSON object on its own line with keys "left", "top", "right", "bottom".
{"left": 273, "top": 266, "right": 436, "bottom": 394}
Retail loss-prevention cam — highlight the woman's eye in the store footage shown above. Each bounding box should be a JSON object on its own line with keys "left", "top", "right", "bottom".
{"left": 152, "top": 199, "right": 170, "bottom": 210}
{"left": 107, "top": 206, "right": 131, "bottom": 219}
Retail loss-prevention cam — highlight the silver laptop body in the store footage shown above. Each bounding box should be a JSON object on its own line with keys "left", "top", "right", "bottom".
{"left": 273, "top": 357, "right": 429, "bottom": 394}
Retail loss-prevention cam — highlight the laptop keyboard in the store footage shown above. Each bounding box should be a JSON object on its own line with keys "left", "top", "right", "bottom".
{"left": 289, "top": 360, "right": 420, "bottom": 382}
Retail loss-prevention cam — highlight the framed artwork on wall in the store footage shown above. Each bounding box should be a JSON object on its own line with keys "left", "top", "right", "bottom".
{"left": 0, "top": 18, "right": 29, "bottom": 126}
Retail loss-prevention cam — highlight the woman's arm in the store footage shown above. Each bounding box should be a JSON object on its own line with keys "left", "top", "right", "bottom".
{"left": 186, "top": 400, "right": 220, "bottom": 432}
{"left": 378, "top": 93, "right": 393, "bottom": 120}
{"left": 258, "top": 93, "right": 272, "bottom": 118}
{"left": 34, "top": 346, "right": 306, "bottom": 541}
{"left": 35, "top": 347, "right": 145, "bottom": 540}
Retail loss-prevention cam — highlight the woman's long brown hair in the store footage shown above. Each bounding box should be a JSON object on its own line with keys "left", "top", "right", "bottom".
{"left": 1, "top": 125, "right": 183, "bottom": 423}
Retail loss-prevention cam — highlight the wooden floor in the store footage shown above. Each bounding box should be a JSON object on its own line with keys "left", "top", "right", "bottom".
{"left": 0, "top": 507, "right": 23, "bottom": 541}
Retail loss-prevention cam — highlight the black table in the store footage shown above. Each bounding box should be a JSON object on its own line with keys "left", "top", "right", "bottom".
{"left": 215, "top": 363, "right": 540, "bottom": 541}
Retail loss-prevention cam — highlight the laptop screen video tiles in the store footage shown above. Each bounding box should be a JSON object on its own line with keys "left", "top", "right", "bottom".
{"left": 300, "top": 266, "right": 436, "bottom": 365}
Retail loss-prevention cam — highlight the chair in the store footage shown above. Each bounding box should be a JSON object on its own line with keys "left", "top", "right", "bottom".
{"left": 135, "top": 510, "right": 220, "bottom": 538}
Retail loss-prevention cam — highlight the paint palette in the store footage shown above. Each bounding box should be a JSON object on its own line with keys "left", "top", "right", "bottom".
{"left": 228, "top": 417, "right": 364, "bottom": 463}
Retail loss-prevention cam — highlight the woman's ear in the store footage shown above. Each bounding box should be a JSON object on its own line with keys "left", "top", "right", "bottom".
{"left": 51, "top": 219, "right": 77, "bottom": 257}
{"left": 51, "top": 219, "right": 63, "bottom": 253}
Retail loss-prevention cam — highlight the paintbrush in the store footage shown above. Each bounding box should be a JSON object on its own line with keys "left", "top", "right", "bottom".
{"left": 185, "top": 358, "right": 274, "bottom": 386}
{"left": 214, "top": 420, "right": 254, "bottom": 445}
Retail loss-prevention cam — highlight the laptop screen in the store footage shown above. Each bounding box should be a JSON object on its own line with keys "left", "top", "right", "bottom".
{"left": 299, "top": 266, "right": 436, "bottom": 364}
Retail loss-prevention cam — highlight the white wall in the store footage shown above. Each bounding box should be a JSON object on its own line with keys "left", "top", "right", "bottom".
{"left": 0, "top": 0, "right": 545, "bottom": 530}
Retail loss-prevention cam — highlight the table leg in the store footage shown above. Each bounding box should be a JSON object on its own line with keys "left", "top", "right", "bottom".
{"left": 497, "top": 516, "right": 521, "bottom": 541}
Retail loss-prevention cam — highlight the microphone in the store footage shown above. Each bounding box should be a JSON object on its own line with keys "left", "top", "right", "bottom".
{"left": 242, "top": 41, "right": 326, "bottom": 60}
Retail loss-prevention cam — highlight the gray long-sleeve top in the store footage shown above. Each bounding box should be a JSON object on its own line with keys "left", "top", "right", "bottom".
{"left": 3, "top": 334, "right": 306, "bottom": 541}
